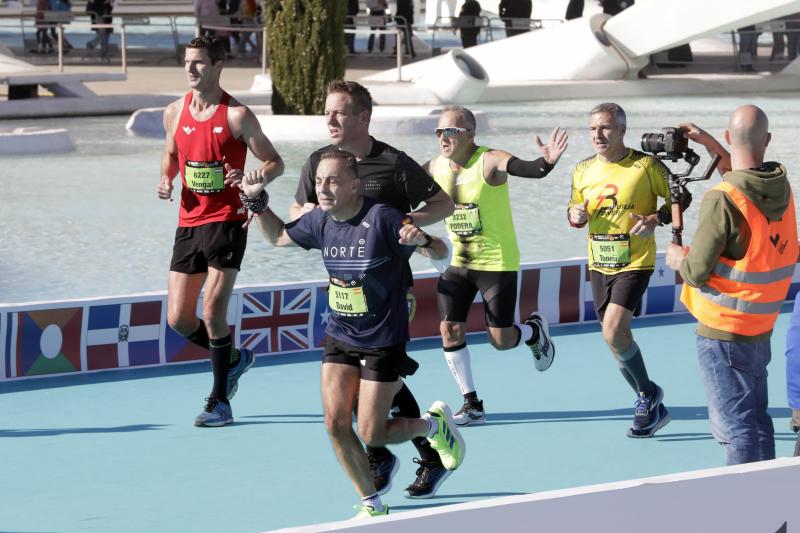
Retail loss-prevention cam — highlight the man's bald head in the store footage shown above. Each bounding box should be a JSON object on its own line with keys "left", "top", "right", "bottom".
{"left": 725, "top": 105, "right": 771, "bottom": 167}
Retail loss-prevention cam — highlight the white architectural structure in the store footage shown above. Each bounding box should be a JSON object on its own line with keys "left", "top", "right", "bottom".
{"left": 368, "top": 0, "right": 800, "bottom": 104}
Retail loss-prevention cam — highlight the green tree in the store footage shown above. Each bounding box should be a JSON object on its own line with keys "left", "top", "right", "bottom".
{"left": 263, "top": 0, "right": 346, "bottom": 115}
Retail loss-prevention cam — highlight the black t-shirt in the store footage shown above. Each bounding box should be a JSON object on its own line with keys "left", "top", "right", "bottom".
{"left": 294, "top": 138, "right": 442, "bottom": 213}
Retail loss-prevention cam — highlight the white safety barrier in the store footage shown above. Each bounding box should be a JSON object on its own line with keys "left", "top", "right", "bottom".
{"left": 268, "top": 457, "right": 800, "bottom": 532}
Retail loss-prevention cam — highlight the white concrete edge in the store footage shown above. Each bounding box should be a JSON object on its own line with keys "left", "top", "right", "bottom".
{"left": 265, "top": 457, "right": 800, "bottom": 532}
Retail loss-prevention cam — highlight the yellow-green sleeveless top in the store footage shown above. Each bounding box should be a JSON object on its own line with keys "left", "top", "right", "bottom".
{"left": 432, "top": 146, "right": 520, "bottom": 271}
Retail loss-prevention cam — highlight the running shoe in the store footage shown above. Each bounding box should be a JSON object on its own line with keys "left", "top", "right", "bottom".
{"left": 352, "top": 504, "right": 389, "bottom": 519}
{"left": 404, "top": 458, "right": 452, "bottom": 499}
{"left": 627, "top": 384, "right": 672, "bottom": 438}
{"left": 525, "top": 312, "right": 555, "bottom": 371}
{"left": 453, "top": 398, "right": 486, "bottom": 426}
{"left": 194, "top": 398, "right": 233, "bottom": 427}
{"left": 424, "top": 401, "right": 465, "bottom": 471}
{"left": 226, "top": 348, "right": 255, "bottom": 400}
{"left": 367, "top": 450, "right": 399, "bottom": 496}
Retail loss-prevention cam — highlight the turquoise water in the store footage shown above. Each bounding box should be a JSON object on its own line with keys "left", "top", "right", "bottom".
{"left": 2, "top": 94, "right": 800, "bottom": 303}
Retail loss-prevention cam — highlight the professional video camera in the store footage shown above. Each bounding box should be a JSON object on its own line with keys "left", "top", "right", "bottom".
{"left": 641, "top": 127, "right": 691, "bottom": 161}
{"left": 641, "top": 127, "right": 699, "bottom": 169}
{"left": 640, "top": 127, "right": 720, "bottom": 245}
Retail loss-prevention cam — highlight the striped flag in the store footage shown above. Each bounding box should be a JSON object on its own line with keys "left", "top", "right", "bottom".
{"left": 642, "top": 255, "right": 682, "bottom": 316}
{"left": 84, "top": 301, "right": 162, "bottom": 370}
{"left": 520, "top": 264, "right": 583, "bottom": 325}
{"left": 239, "top": 288, "right": 312, "bottom": 354}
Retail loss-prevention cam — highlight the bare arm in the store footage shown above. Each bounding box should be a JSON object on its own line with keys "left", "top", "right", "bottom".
{"left": 398, "top": 223, "right": 449, "bottom": 260}
{"left": 229, "top": 104, "right": 285, "bottom": 187}
{"left": 679, "top": 122, "right": 731, "bottom": 176}
{"left": 252, "top": 207, "right": 297, "bottom": 247}
{"left": 157, "top": 100, "right": 181, "bottom": 200}
{"left": 408, "top": 188, "right": 454, "bottom": 227}
{"left": 241, "top": 175, "right": 296, "bottom": 247}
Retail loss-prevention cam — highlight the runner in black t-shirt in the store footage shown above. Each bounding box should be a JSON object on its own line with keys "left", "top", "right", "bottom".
{"left": 289, "top": 81, "right": 453, "bottom": 225}
{"left": 290, "top": 81, "right": 456, "bottom": 499}
{"left": 242, "top": 150, "right": 465, "bottom": 518}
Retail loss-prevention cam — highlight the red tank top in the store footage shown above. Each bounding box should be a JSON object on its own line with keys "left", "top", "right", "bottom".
{"left": 175, "top": 91, "right": 248, "bottom": 227}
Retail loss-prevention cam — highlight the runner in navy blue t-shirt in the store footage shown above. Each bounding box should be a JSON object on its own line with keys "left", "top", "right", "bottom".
{"left": 291, "top": 81, "right": 456, "bottom": 500}
{"left": 241, "top": 150, "right": 466, "bottom": 519}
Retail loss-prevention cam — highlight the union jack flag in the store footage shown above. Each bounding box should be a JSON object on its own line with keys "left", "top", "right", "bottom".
{"left": 238, "top": 288, "right": 313, "bottom": 355}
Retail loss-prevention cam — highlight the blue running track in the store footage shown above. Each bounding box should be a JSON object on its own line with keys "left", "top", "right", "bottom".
{"left": 2, "top": 312, "right": 797, "bottom": 532}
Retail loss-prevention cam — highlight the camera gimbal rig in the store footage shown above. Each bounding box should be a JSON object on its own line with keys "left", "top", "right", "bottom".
{"left": 648, "top": 148, "right": 721, "bottom": 246}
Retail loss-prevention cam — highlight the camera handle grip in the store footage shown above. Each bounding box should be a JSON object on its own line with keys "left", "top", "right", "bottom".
{"left": 671, "top": 189, "right": 684, "bottom": 246}
{"left": 669, "top": 154, "right": 721, "bottom": 246}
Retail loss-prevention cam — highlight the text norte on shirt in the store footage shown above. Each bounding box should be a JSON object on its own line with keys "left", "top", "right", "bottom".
{"left": 323, "top": 245, "right": 366, "bottom": 258}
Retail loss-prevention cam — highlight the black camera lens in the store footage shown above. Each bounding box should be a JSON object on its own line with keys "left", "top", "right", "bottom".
{"left": 641, "top": 133, "right": 665, "bottom": 153}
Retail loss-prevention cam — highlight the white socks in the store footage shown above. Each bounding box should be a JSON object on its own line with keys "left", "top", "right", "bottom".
{"left": 516, "top": 322, "right": 534, "bottom": 346}
{"left": 422, "top": 413, "right": 439, "bottom": 438}
{"left": 444, "top": 343, "right": 476, "bottom": 395}
{"left": 361, "top": 492, "right": 384, "bottom": 512}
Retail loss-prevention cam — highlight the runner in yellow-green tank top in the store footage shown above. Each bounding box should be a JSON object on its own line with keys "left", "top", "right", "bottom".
{"left": 432, "top": 146, "right": 520, "bottom": 271}
{"left": 423, "top": 105, "right": 568, "bottom": 426}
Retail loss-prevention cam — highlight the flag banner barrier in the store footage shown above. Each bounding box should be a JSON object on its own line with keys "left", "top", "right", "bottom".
{"left": 3, "top": 253, "right": 799, "bottom": 381}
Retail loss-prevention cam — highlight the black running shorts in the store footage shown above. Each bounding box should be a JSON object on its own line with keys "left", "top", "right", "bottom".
{"left": 590, "top": 269, "right": 652, "bottom": 322}
{"left": 436, "top": 267, "right": 518, "bottom": 328}
{"left": 170, "top": 220, "right": 247, "bottom": 274}
{"left": 322, "top": 336, "right": 419, "bottom": 382}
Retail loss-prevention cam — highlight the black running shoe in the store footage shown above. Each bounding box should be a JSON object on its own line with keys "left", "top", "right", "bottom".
{"left": 403, "top": 458, "right": 452, "bottom": 499}
{"left": 453, "top": 398, "right": 485, "bottom": 426}
{"left": 367, "top": 450, "right": 399, "bottom": 495}
{"left": 627, "top": 384, "right": 671, "bottom": 438}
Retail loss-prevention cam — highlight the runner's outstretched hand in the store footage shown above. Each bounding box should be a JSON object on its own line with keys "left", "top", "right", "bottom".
{"left": 536, "top": 127, "right": 569, "bottom": 165}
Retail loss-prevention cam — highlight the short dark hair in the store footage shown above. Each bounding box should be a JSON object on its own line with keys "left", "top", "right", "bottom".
{"left": 319, "top": 150, "right": 359, "bottom": 178}
{"left": 186, "top": 36, "right": 226, "bottom": 64}
{"left": 326, "top": 80, "right": 373, "bottom": 116}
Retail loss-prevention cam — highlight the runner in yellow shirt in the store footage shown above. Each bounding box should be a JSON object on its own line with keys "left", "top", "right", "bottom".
{"left": 567, "top": 102, "right": 674, "bottom": 438}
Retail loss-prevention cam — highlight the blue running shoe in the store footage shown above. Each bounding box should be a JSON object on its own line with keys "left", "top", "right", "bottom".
{"left": 367, "top": 451, "right": 399, "bottom": 496}
{"left": 226, "top": 348, "right": 255, "bottom": 400}
{"left": 194, "top": 398, "right": 233, "bottom": 427}
{"left": 627, "top": 384, "right": 671, "bottom": 438}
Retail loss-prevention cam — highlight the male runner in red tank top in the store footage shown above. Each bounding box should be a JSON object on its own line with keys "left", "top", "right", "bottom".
{"left": 156, "top": 36, "right": 284, "bottom": 427}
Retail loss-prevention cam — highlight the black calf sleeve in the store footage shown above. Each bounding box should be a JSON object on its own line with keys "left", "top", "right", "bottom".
{"left": 187, "top": 320, "right": 210, "bottom": 350}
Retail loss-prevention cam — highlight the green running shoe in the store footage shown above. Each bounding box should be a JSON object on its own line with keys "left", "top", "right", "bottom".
{"left": 352, "top": 504, "right": 389, "bottom": 519}
{"left": 425, "top": 401, "right": 465, "bottom": 471}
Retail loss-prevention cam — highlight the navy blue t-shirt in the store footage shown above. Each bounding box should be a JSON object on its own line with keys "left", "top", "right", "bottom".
{"left": 285, "top": 198, "right": 415, "bottom": 348}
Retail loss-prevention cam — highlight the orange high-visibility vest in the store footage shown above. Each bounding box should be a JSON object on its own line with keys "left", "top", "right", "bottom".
{"left": 681, "top": 181, "right": 798, "bottom": 336}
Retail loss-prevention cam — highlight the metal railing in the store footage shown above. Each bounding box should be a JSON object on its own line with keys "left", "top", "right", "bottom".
{"left": 196, "top": 14, "right": 267, "bottom": 73}
{"left": 648, "top": 23, "right": 800, "bottom": 73}
{"left": 344, "top": 14, "right": 407, "bottom": 81}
